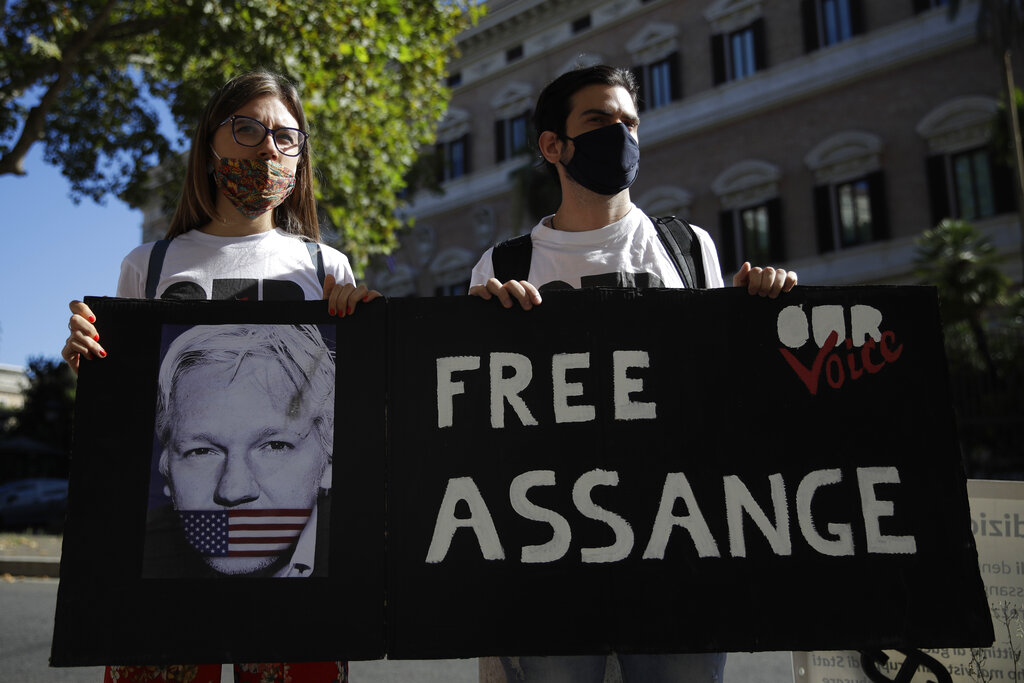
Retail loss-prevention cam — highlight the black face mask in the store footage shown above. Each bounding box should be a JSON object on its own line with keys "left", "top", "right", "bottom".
{"left": 561, "top": 122, "right": 640, "bottom": 195}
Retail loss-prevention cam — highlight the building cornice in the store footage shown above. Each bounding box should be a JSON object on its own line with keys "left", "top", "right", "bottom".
{"left": 786, "top": 215, "right": 1020, "bottom": 285}
{"left": 405, "top": 159, "right": 534, "bottom": 219}
{"left": 408, "top": 7, "right": 977, "bottom": 222}
{"left": 639, "top": 6, "right": 977, "bottom": 148}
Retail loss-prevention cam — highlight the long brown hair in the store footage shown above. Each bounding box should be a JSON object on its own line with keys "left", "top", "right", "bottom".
{"left": 166, "top": 71, "right": 319, "bottom": 241}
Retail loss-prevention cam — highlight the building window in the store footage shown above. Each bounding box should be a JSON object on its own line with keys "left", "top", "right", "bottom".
{"left": 712, "top": 21, "right": 765, "bottom": 84}
{"left": 730, "top": 27, "right": 757, "bottom": 79}
{"left": 435, "top": 280, "right": 470, "bottom": 297}
{"left": 446, "top": 71, "right": 462, "bottom": 88}
{"left": 801, "top": 0, "right": 864, "bottom": 52}
{"left": 836, "top": 178, "right": 873, "bottom": 246}
{"left": 506, "top": 45, "right": 523, "bottom": 63}
{"left": 913, "top": 0, "right": 948, "bottom": 13}
{"left": 572, "top": 15, "right": 591, "bottom": 33}
{"left": 431, "top": 249, "right": 474, "bottom": 297}
{"left": 494, "top": 112, "right": 530, "bottom": 163}
{"left": 632, "top": 52, "right": 681, "bottom": 111}
{"left": 927, "top": 147, "right": 1016, "bottom": 224}
{"left": 953, "top": 149, "right": 995, "bottom": 220}
{"left": 718, "top": 199, "right": 784, "bottom": 272}
{"left": 813, "top": 172, "right": 888, "bottom": 253}
{"left": 437, "top": 134, "right": 470, "bottom": 182}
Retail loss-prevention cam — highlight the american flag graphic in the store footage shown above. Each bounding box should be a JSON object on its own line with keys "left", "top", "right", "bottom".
{"left": 179, "top": 509, "right": 312, "bottom": 557}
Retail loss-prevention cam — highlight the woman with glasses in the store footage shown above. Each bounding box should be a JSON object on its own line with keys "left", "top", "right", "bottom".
{"left": 62, "top": 70, "right": 377, "bottom": 375}
{"left": 60, "top": 71, "right": 367, "bottom": 683}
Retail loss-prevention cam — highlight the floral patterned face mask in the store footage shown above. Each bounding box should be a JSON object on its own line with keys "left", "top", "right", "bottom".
{"left": 211, "top": 155, "right": 297, "bottom": 219}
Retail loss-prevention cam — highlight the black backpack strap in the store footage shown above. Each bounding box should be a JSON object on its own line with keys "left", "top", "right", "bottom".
{"left": 651, "top": 215, "right": 706, "bottom": 289}
{"left": 491, "top": 233, "right": 533, "bottom": 283}
{"left": 305, "top": 241, "right": 326, "bottom": 288}
{"left": 145, "top": 239, "right": 172, "bottom": 299}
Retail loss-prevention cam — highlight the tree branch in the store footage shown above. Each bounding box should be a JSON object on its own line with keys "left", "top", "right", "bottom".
{"left": 96, "top": 17, "right": 166, "bottom": 43}
{"left": 0, "top": 0, "right": 119, "bottom": 176}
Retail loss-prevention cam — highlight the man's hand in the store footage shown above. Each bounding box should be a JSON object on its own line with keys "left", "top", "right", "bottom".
{"left": 733, "top": 262, "right": 798, "bottom": 299}
{"left": 469, "top": 278, "right": 543, "bottom": 310}
{"left": 62, "top": 300, "right": 105, "bottom": 375}
{"left": 323, "top": 275, "right": 382, "bottom": 317}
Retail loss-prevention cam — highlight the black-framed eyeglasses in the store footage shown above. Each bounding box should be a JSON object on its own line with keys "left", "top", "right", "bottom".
{"left": 217, "top": 115, "right": 308, "bottom": 157}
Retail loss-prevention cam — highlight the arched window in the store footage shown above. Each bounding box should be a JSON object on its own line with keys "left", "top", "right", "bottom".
{"left": 626, "top": 23, "right": 681, "bottom": 111}
{"left": 436, "top": 108, "right": 471, "bottom": 182}
{"left": 711, "top": 160, "right": 784, "bottom": 270}
{"left": 805, "top": 130, "right": 887, "bottom": 252}
{"left": 492, "top": 83, "right": 534, "bottom": 164}
{"left": 705, "top": 0, "right": 767, "bottom": 85}
{"left": 431, "top": 248, "right": 475, "bottom": 297}
{"left": 374, "top": 263, "right": 418, "bottom": 298}
{"left": 917, "top": 96, "right": 1015, "bottom": 224}
{"left": 635, "top": 186, "right": 693, "bottom": 219}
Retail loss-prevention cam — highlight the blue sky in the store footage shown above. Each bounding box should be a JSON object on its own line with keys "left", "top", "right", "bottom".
{"left": 0, "top": 147, "right": 146, "bottom": 368}
{"left": 0, "top": 86, "right": 183, "bottom": 369}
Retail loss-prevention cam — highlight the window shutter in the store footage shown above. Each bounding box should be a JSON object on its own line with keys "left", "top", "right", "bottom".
{"left": 850, "top": 0, "right": 866, "bottom": 36}
{"left": 767, "top": 198, "right": 785, "bottom": 261}
{"left": 801, "top": 0, "right": 820, "bottom": 53}
{"left": 719, "top": 210, "right": 737, "bottom": 273}
{"left": 711, "top": 34, "right": 726, "bottom": 85}
{"left": 434, "top": 143, "right": 445, "bottom": 183}
{"left": 494, "top": 119, "right": 506, "bottom": 164}
{"left": 867, "top": 171, "right": 889, "bottom": 241}
{"left": 752, "top": 18, "right": 767, "bottom": 71}
{"left": 814, "top": 184, "right": 834, "bottom": 253}
{"left": 926, "top": 154, "right": 951, "bottom": 226}
{"left": 668, "top": 51, "right": 682, "bottom": 101}
{"left": 991, "top": 155, "right": 1019, "bottom": 215}
{"left": 630, "top": 66, "right": 646, "bottom": 112}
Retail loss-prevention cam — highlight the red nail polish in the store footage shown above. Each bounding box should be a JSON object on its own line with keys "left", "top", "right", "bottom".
{"left": 99, "top": 350, "right": 107, "bottom": 358}
{"left": 329, "top": 308, "right": 336, "bottom": 316}
{"left": 88, "top": 316, "right": 96, "bottom": 323}
{"left": 93, "top": 335, "right": 99, "bottom": 341}
{"left": 363, "top": 295, "right": 370, "bottom": 302}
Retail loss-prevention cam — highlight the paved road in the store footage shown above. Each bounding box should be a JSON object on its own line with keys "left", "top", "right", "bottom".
{"left": 1, "top": 576, "right": 481, "bottom": 683}
{"left": 1, "top": 576, "right": 794, "bottom": 683}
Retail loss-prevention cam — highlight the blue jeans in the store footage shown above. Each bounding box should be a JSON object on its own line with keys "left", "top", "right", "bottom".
{"left": 500, "top": 653, "right": 726, "bottom": 683}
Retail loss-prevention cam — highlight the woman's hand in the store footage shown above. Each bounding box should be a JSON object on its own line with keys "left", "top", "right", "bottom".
{"left": 322, "top": 275, "right": 381, "bottom": 317}
{"left": 62, "top": 300, "right": 106, "bottom": 375}
{"left": 469, "top": 278, "right": 543, "bottom": 310}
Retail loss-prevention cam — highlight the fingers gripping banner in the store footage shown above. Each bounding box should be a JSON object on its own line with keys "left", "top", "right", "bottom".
{"left": 52, "top": 287, "right": 993, "bottom": 666}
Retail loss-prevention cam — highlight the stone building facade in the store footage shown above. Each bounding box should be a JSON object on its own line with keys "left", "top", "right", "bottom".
{"left": 365, "top": 0, "right": 1022, "bottom": 296}
{"left": 0, "top": 364, "right": 28, "bottom": 411}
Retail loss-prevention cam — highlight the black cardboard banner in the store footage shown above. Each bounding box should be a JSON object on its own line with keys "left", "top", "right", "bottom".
{"left": 52, "top": 286, "right": 993, "bottom": 666}
{"left": 52, "top": 299, "right": 388, "bottom": 666}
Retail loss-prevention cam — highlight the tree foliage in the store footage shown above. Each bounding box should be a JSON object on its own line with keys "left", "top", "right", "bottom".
{"left": 1, "top": 0, "right": 483, "bottom": 272}
{"left": 6, "top": 357, "right": 77, "bottom": 451}
{"left": 915, "top": 219, "right": 1011, "bottom": 327}
{"left": 914, "top": 220, "right": 1024, "bottom": 476}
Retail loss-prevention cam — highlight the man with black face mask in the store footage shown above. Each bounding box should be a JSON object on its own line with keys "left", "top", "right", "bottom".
{"left": 469, "top": 65, "right": 797, "bottom": 682}
{"left": 469, "top": 64, "right": 797, "bottom": 309}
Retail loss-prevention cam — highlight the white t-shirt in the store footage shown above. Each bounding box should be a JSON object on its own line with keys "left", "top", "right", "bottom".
{"left": 117, "top": 228, "right": 355, "bottom": 300}
{"left": 470, "top": 204, "right": 725, "bottom": 291}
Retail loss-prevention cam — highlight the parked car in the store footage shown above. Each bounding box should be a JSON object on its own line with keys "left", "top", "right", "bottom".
{"left": 0, "top": 478, "right": 69, "bottom": 533}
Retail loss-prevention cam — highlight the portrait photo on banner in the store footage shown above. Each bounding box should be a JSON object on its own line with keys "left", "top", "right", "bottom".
{"left": 52, "top": 300, "right": 387, "bottom": 666}
{"left": 143, "top": 323, "right": 337, "bottom": 580}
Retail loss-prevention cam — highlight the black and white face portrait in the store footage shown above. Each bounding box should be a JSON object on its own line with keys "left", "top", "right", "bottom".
{"left": 144, "top": 324, "right": 336, "bottom": 579}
